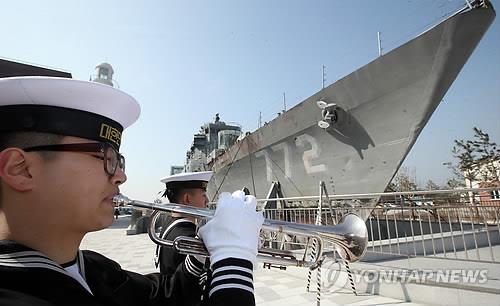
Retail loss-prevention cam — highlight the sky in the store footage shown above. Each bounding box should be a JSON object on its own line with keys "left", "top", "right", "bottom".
{"left": 1, "top": 0, "right": 499, "bottom": 201}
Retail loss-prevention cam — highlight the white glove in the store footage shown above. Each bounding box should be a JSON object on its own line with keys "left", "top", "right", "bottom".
{"left": 198, "top": 190, "right": 264, "bottom": 268}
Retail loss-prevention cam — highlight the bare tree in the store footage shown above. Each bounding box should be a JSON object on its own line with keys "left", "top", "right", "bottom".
{"left": 425, "top": 179, "right": 440, "bottom": 191}
{"left": 443, "top": 162, "right": 466, "bottom": 189}
{"left": 387, "top": 166, "right": 418, "bottom": 192}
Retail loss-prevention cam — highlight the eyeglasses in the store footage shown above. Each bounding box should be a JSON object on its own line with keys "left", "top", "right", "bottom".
{"left": 23, "top": 142, "right": 125, "bottom": 176}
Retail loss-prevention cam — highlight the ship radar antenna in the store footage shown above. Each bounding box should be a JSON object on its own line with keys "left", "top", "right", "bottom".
{"left": 92, "top": 62, "right": 117, "bottom": 87}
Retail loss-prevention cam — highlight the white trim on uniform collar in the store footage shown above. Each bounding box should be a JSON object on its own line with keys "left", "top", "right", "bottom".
{"left": 0, "top": 248, "right": 93, "bottom": 295}
{"left": 161, "top": 218, "right": 196, "bottom": 239}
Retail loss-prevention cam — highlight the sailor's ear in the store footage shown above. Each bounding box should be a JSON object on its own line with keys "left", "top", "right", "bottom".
{"left": 182, "top": 192, "right": 191, "bottom": 205}
{"left": 0, "top": 149, "right": 34, "bottom": 192}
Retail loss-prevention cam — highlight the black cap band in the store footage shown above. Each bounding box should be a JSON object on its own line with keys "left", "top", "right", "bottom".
{"left": 162, "top": 181, "right": 208, "bottom": 199}
{"left": 165, "top": 180, "right": 208, "bottom": 191}
{"left": 0, "top": 105, "right": 123, "bottom": 150}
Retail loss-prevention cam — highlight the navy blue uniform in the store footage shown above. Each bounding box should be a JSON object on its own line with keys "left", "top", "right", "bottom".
{"left": 0, "top": 240, "right": 255, "bottom": 306}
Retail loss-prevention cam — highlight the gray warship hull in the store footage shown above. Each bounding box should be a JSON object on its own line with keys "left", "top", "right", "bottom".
{"left": 205, "top": 4, "right": 495, "bottom": 201}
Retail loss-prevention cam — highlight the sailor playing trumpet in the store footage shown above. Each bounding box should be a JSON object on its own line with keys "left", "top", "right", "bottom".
{"left": 153, "top": 171, "right": 213, "bottom": 305}
{"left": 0, "top": 76, "right": 263, "bottom": 306}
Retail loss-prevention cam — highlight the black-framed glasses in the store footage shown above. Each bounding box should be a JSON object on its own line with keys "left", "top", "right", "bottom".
{"left": 23, "top": 142, "right": 125, "bottom": 176}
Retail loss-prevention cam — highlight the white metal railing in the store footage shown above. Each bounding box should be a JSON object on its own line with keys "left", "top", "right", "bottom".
{"left": 255, "top": 188, "right": 500, "bottom": 263}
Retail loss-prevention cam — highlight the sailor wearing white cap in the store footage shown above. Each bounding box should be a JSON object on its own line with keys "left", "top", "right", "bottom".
{"left": 0, "top": 76, "right": 263, "bottom": 306}
{"left": 161, "top": 171, "right": 213, "bottom": 210}
{"left": 155, "top": 171, "right": 212, "bottom": 273}
{"left": 155, "top": 171, "right": 213, "bottom": 305}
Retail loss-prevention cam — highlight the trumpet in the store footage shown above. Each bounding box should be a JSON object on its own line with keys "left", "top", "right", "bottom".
{"left": 113, "top": 194, "right": 368, "bottom": 269}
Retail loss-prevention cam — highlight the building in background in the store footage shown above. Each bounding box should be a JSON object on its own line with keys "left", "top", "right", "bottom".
{"left": 465, "top": 160, "right": 500, "bottom": 204}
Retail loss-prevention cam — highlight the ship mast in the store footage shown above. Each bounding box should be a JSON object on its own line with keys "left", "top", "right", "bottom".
{"left": 282, "top": 92, "right": 286, "bottom": 112}
{"left": 322, "top": 65, "right": 326, "bottom": 89}
{"left": 377, "top": 31, "right": 383, "bottom": 56}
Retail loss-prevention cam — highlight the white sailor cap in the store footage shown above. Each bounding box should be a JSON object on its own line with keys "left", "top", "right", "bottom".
{"left": 161, "top": 171, "right": 213, "bottom": 190}
{"left": 0, "top": 76, "right": 141, "bottom": 150}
